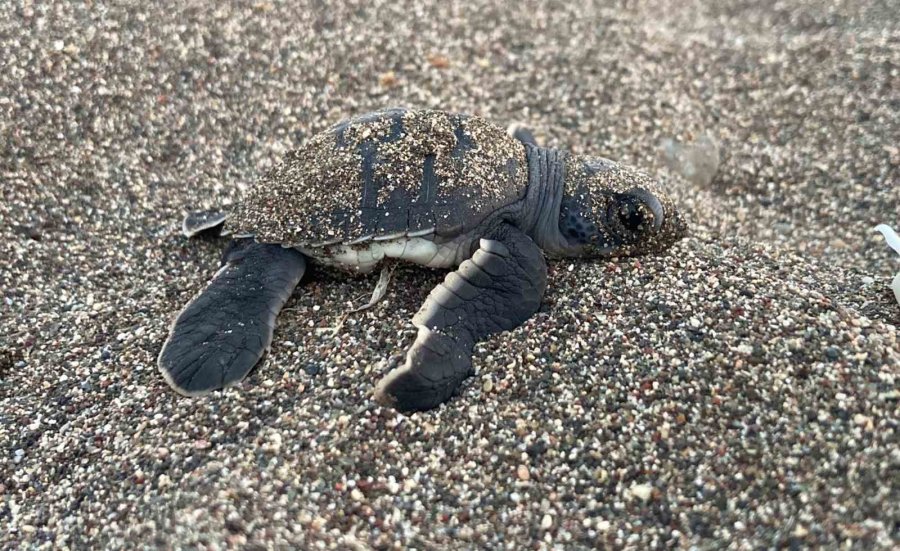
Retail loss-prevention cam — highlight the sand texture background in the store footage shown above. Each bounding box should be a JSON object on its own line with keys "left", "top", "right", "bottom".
{"left": 1, "top": 0, "right": 898, "bottom": 548}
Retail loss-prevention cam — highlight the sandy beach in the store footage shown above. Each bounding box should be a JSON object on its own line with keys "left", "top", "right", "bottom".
{"left": 1, "top": 0, "right": 898, "bottom": 548}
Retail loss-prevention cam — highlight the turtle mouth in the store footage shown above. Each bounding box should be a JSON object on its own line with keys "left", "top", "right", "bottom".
{"left": 591, "top": 242, "right": 619, "bottom": 257}
{"left": 554, "top": 237, "right": 616, "bottom": 259}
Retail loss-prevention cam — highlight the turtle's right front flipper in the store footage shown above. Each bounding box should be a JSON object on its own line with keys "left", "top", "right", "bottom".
{"left": 374, "top": 224, "right": 548, "bottom": 411}
{"left": 158, "top": 241, "right": 306, "bottom": 396}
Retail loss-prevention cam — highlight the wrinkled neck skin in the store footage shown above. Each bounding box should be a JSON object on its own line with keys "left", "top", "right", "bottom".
{"left": 517, "top": 145, "right": 575, "bottom": 258}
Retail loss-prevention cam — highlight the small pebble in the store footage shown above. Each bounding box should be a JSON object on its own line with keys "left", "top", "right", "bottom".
{"left": 629, "top": 483, "right": 654, "bottom": 502}
{"left": 517, "top": 465, "right": 530, "bottom": 481}
{"left": 540, "top": 514, "right": 553, "bottom": 530}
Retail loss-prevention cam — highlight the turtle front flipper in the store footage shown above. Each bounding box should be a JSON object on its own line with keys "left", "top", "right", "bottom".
{"left": 158, "top": 241, "right": 307, "bottom": 396}
{"left": 374, "top": 224, "right": 548, "bottom": 411}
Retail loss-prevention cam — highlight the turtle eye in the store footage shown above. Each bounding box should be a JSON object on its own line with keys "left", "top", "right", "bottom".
{"left": 607, "top": 188, "right": 664, "bottom": 238}
{"left": 614, "top": 198, "right": 647, "bottom": 232}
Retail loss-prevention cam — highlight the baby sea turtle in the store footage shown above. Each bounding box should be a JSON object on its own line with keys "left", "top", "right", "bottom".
{"left": 159, "top": 108, "right": 687, "bottom": 411}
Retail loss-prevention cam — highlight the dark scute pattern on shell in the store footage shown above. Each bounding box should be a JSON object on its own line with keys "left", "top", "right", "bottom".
{"left": 228, "top": 108, "right": 529, "bottom": 245}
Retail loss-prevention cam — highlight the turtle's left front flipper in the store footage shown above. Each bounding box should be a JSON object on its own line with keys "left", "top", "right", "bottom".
{"left": 374, "top": 224, "right": 548, "bottom": 411}
{"left": 158, "top": 241, "right": 307, "bottom": 396}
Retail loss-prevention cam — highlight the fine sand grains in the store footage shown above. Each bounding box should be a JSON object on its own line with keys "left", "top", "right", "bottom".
{"left": 1, "top": 0, "right": 897, "bottom": 548}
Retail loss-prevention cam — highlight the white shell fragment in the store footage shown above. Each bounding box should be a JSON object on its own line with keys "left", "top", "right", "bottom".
{"left": 351, "top": 263, "right": 396, "bottom": 313}
{"left": 317, "top": 262, "right": 398, "bottom": 336}
{"left": 873, "top": 224, "right": 900, "bottom": 306}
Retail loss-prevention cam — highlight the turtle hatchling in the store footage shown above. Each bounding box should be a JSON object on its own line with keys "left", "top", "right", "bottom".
{"left": 159, "top": 108, "right": 687, "bottom": 411}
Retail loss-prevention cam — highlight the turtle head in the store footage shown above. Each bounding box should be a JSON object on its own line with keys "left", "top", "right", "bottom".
{"left": 557, "top": 156, "right": 687, "bottom": 258}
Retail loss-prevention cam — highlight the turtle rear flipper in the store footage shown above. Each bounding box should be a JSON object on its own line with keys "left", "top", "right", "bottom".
{"left": 182, "top": 210, "right": 228, "bottom": 238}
{"left": 158, "top": 241, "right": 307, "bottom": 395}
